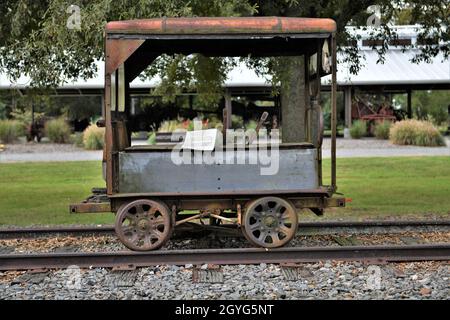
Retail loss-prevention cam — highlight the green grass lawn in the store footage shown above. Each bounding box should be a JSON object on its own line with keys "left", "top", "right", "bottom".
{"left": 321, "top": 157, "right": 450, "bottom": 220}
{"left": 0, "top": 161, "right": 113, "bottom": 226}
{"left": 0, "top": 157, "right": 449, "bottom": 226}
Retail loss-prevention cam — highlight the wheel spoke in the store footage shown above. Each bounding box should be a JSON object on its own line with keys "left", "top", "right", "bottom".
{"left": 271, "top": 232, "right": 281, "bottom": 244}
{"left": 154, "top": 216, "right": 165, "bottom": 226}
{"left": 136, "top": 204, "right": 145, "bottom": 214}
{"left": 121, "top": 226, "right": 134, "bottom": 234}
{"left": 258, "top": 231, "right": 268, "bottom": 243}
{"left": 127, "top": 233, "right": 139, "bottom": 245}
{"left": 249, "top": 222, "right": 261, "bottom": 231}
{"left": 144, "top": 234, "right": 156, "bottom": 245}
{"left": 152, "top": 229, "right": 164, "bottom": 240}
{"left": 281, "top": 212, "right": 292, "bottom": 221}
{"left": 278, "top": 225, "right": 291, "bottom": 236}
{"left": 249, "top": 211, "right": 262, "bottom": 219}
{"left": 274, "top": 203, "right": 285, "bottom": 213}
{"left": 125, "top": 212, "right": 137, "bottom": 222}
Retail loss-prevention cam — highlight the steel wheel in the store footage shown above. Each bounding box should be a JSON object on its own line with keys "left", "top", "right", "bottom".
{"left": 242, "top": 197, "right": 298, "bottom": 248}
{"left": 115, "top": 199, "right": 172, "bottom": 251}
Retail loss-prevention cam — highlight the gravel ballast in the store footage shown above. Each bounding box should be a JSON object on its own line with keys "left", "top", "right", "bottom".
{"left": 0, "top": 261, "right": 448, "bottom": 300}
{"left": 1, "top": 229, "right": 449, "bottom": 253}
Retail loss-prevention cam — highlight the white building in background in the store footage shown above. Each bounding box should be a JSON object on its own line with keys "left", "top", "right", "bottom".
{"left": 1, "top": 26, "right": 449, "bottom": 127}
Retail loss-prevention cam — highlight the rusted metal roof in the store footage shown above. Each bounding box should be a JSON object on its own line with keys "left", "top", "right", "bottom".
{"left": 106, "top": 17, "right": 336, "bottom": 35}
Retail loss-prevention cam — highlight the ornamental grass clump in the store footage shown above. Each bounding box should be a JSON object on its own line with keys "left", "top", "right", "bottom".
{"left": 374, "top": 121, "right": 392, "bottom": 139}
{"left": 349, "top": 120, "right": 367, "bottom": 139}
{"left": 83, "top": 125, "right": 105, "bottom": 150}
{"left": 389, "top": 120, "right": 445, "bottom": 147}
{"left": 45, "top": 118, "right": 71, "bottom": 143}
{"left": 0, "top": 120, "right": 24, "bottom": 143}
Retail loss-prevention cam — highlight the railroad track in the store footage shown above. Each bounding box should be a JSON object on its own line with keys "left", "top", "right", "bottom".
{"left": 0, "top": 244, "right": 448, "bottom": 271}
{"left": 1, "top": 219, "right": 449, "bottom": 239}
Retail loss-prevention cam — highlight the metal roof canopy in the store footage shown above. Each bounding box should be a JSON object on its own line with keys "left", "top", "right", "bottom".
{"left": 105, "top": 17, "right": 335, "bottom": 80}
{"left": 334, "top": 49, "right": 449, "bottom": 89}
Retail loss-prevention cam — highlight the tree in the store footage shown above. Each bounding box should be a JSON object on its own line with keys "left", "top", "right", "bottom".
{"left": 1, "top": 1, "right": 448, "bottom": 85}
{"left": 0, "top": 0, "right": 448, "bottom": 130}
{"left": 0, "top": 0, "right": 256, "bottom": 89}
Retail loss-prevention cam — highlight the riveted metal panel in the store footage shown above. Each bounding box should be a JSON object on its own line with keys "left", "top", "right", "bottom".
{"left": 118, "top": 148, "right": 318, "bottom": 194}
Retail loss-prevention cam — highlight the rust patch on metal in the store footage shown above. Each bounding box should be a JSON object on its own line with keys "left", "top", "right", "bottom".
{"left": 69, "top": 202, "right": 111, "bottom": 214}
{"left": 105, "top": 39, "right": 145, "bottom": 74}
{"left": 106, "top": 17, "right": 336, "bottom": 35}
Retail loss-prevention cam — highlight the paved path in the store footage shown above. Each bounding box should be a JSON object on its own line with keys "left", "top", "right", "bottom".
{"left": 323, "top": 147, "right": 450, "bottom": 158}
{"left": 0, "top": 151, "right": 102, "bottom": 163}
{"left": 0, "top": 138, "right": 449, "bottom": 163}
{"left": 321, "top": 137, "right": 450, "bottom": 158}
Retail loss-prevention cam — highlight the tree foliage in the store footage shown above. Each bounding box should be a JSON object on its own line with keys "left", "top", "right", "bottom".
{"left": 0, "top": 1, "right": 255, "bottom": 82}
{"left": 0, "top": 0, "right": 448, "bottom": 106}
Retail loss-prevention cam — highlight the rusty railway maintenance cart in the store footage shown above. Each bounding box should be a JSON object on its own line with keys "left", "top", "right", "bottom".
{"left": 71, "top": 17, "right": 345, "bottom": 251}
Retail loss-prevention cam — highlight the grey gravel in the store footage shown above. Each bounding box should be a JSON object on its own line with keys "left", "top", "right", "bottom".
{"left": 0, "top": 261, "right": 448, "bottom": 300}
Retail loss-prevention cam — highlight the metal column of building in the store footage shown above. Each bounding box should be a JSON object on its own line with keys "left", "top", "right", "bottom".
{"left": 407, "top": 88, "right": 412, "bottom": 119}
{"left": 344, "top": 86, "right": 352, "bottom": 128}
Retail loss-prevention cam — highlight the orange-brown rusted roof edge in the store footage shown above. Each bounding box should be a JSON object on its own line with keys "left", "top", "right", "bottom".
{"left": 106, "top": 17, "right": 336, "bottom": 35}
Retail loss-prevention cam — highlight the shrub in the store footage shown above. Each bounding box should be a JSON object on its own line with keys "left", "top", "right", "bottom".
{"left": 0, "top": 120, "right": 24, "bottom": 143}
{"left": 158, "top": 120, "right": 183, "bottom": 132}
{"left": 10, "top": 109, "right": 45, "bottom": 129}
{"left": 45, "top": 118, "right": 71, "bottom": 143}
{"left": 147, "top": 132, "right": 156, "bottom": 145}
{"left": 70, "top": 132, "right": 84, "bottom": 148}
{"left": 374, "top": 121, "right": 392, "bottom": 139}
{"left": 83, "top": 125, "right": 105, "bottom": 150}
{"left": 390, "top": 120, "right": 445, "bottom": 147}
{"left": 245, "top": 120, "right": 258, "bottom": 131}
{"left": 349, "top": 120, "right": 367, "bottom": 139}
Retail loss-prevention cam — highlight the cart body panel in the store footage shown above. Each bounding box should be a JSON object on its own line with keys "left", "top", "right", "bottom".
{"left": 118, "top": 147, "right": 319, "bottom": 194}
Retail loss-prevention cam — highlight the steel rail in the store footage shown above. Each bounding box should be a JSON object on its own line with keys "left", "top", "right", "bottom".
{"left": 0, "top": 220, "right": 448, "bottom": 237}
{"left": 0, "top": 225, "right": 114, "bottom": 236}
{"left": 298, "top": 220, "right": 450, "bottom": 228}
{"left": 0, "top": 244, "right": 449, "bottom": 271}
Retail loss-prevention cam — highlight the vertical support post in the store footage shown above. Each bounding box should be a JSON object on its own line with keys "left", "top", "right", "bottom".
{"left": 130, "top": 96, "right": 136, "bottom": 115}
{"left": 281, "top": 56, "right": 306, "bottom": 143}
{"left": 12, "top": 94, "right": 17, "bottom": 111}
{"left": 224, "top": 92, "right": 232, "bottom": 129}
{"left": 100, "top": 95, "right": 105, "bottom": 118}
{"left": 407, "top": 88, "right": 412, "bottom": 119}
{"left": 344, "top": 86, "right": 352, "bottom": 128}
{"left": 305, "top": 53, "right": 311, "bottom": 143}
{"left": 105, "top": 71, "right": 113, "bottom": 195}
{"left": 316, "top": 39, "right": 323, "bottom": 186}
{"left": 31, "top": 103, "right": 35, "bottom": 125}
{"left": 189, "top": 95, "right": 194, "bottom": 118}
{"left": 222, "top": 107, "right": 228, "bottom": 144}
{"left": 331, "top": 36, "right": 337, "bottom": 192}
